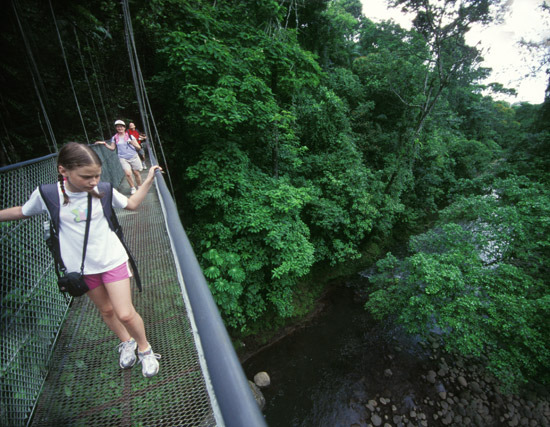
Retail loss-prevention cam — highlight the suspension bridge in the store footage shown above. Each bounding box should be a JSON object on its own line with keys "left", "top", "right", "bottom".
{"left": 2, "top": 0, "right": 267, "bottom": 424}
{"left": 0, "top": 147, "right": 266, "bottom": 426}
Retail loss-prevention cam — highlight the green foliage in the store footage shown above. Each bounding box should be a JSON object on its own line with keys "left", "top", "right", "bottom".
{"left": 187, "top": 142, "right": 315, "bottom": 330}
{"left": 454, "top": 95, "right": 522, "bottom": 145}
{"left": 155, "top": 1, "right": 321, "bottom": 137}
{"left": 292, "top": 83, "right": 380, "bottom": 263}
{"left": 301, "top": 136, "right": 380, "bottom": 264}
{"left": 366, "top": 176, "right": 550, "bottom": 391}
{"left": 4, "top": 0, "right": 549, "bottom": 377}
{"left": 506, "top": 130, "right": 550, "bottom": 184}
{"left": 153, "top": 0, "right": 382, "bottom": 330}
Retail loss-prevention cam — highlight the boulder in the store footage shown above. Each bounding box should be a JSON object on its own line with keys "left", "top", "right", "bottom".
{"left": 253, "top": 371, "right": 271, "bottom": 388}
{"left": 248, "top": 380, "right": 266, "bottom": 411}
{"left": 469, "top": 381, "right": 483, "bottom": 395}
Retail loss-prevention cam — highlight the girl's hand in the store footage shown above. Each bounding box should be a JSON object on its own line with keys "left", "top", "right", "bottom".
{"left": 94, "top": 140, "right": 106, "bottom": 145}
{"left": 147, "top": 165, "right": 162, "bottom": 181}
{"left": 125, "top": 166, "right": 163, "bottom": 211}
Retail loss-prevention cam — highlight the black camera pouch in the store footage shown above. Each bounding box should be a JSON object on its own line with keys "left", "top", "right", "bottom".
{"left": 48, "top": 193, "right": 92, "bottom": 299}
{"left": 58, "top": 272, "right": 89, "bottom": 297}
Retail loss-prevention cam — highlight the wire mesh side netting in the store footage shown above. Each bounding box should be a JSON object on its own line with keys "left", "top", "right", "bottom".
{"left": 1, "top": 155, "right": 65, "bottom": 426}
{"left": 0, "top": 146, "right": 124, "bottom": 426}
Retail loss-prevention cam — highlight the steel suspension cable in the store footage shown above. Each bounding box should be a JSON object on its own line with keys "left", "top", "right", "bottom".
{"left": 139, "top": 75, "right": 169, "bottom": 170}
{"left": 121, "top": 6, "right": 158, "bottom": 161}
{"left": 0, "top": 100, "right": 18, "bottom": 164}
{"left": 73, "top": 25, "right": 104, "bottom": 138}
{"left": 36, "top": 111, "right": 51, "bottom": 153}
{"left": 12, "top": 0, "right": 50, "bottom": 108}
{"left": 86, "top": 37, "right": 111, "bottom": 133}
{"left": 121, "top": 0, "right": 176, "bottom": 199}
{"left": 121, "top": 2, "right": 150, "bottom": 135}
{"left": 121, "top": 3, "right": 151, "bottom": 150}
{"left": 32, "top": 70, "right": 58, "bottom": 152}
{"left": 48, "top": 0, "right": 89, "bottom": 144}
{"left": 133, "top": 28, "right": 177, "bottom": 200}
{"left": 12, "top": 0, "right": 58, "bottom": 153}
{"left": 31, "top": 70, "right": 58, "bottom": 153}
{"left": 122, "top": 11, "right": 148, "bottom": 134}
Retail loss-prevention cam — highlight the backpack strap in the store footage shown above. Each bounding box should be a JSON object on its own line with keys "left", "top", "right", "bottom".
{"left": 127, "top": 133, "right": 141, "bottom": 150}
{"left": 98, "top": 182, "right": 142, "bottom": 292}
{"left": 38, "top": 184, "right": 67, "bottom": 277}
{"left": 38, "top": 183, "right": 60, "bottom": 230}
{"left": 113, "top": 133, "right": 139, "bottom": 152}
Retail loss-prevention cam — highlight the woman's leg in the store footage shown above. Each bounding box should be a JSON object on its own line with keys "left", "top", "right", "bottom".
{"left": 87, "top": 284, "right": 132, "bottom": 342}
{"left": 132, "top": 168, "right": 142, "bottom": 187}
{"left": 103, "top": 278, "right": 149, "bottom": 351}
{"left": 120, "top": 158, "right": 136, "bottom": 188}
{"left": 125, "top": 169, "right": 136, "bottom": 188}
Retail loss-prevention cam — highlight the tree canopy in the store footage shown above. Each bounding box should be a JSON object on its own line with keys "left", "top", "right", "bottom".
{"left": 2, "top": 0, "right": 549, "bottom": 391}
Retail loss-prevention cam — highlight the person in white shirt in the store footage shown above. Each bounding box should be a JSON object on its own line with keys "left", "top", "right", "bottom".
{"left": 0, "top": 142, "right": 162, "bottom": 377}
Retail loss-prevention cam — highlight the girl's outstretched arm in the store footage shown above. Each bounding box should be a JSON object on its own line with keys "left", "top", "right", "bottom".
{"left": 0, "top": 206, "right": 28, "bottom": 221}
{"left": 95, "top": 140, "right": 116, "bottom": 151}
{"left": 125, "top": 166, "right": 162, "bottom": 211}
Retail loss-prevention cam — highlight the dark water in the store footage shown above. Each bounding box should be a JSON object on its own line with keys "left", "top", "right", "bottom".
{"left": 243, "top": 284, "right": 434, "bottom": 427}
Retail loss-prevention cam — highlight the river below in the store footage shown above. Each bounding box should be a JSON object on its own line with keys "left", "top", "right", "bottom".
{"left": 242, "top": 275, "right": 550, "bottom": 427}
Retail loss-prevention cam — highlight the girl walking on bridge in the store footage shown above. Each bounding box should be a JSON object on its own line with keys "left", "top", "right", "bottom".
{"left": 0, "top": 142, "right": 162, "bottom": 378}
{"left": 96, "top": 120, "right": 143, "bottom": 195}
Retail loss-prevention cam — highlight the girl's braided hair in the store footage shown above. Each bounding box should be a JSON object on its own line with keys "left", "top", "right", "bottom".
{"left": 58, "top": 142, "right": 103, "bottom": 205}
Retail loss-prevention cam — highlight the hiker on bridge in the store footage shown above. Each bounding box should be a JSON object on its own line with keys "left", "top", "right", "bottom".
{"left": 128, "top": 121, "right": 147, "bottom": 168}
{"left": 0, "top": 142, "right": 162, "bottom": 378}
{"left": 95, "top": 120, "right": 143, "bottom": 194}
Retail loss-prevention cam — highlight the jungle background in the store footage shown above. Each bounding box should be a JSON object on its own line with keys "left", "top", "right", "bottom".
{"left": 1, "top": 0, "right": 549, "bottom": 393}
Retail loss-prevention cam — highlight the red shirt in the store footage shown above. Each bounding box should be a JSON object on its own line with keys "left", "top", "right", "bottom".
{"left": 128, "top": 129, "right": 141, "bottom": 142}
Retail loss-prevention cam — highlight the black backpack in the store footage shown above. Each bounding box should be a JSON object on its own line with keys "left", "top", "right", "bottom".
{"left": 38, "top": 181, "right": 142, "bottom": 292}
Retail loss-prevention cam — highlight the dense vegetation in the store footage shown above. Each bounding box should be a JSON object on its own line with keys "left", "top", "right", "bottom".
{"left": 2, "top": 0, "right": 549, "bottom": 391}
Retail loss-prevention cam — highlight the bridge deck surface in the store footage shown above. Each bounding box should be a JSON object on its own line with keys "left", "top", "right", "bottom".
{"left": 31, "top": 172, "right": 217, "bottom": 426}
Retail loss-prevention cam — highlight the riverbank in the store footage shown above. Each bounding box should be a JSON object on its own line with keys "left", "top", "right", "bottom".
{"left": 237, "top": 240, "right": 395, "bottom": 363}
{"left": 238, "top": 282, "right": 335, "bottom": 364}
{"left": 242, "top": 282, "right": 550, "bottom": 426}
{"left": 365, "top": 332, "right": 550, "bottom": 427}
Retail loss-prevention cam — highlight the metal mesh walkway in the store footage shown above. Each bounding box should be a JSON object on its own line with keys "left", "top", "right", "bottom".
{"left": 30, "top": 172, "right": 218, "bottom": 426}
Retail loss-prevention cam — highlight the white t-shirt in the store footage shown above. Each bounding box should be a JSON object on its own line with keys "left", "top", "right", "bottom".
{"left": 22, "top": 183, "right": 129, "bottom": 275}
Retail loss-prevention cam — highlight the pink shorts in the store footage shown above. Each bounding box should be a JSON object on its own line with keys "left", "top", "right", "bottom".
{"left": 83, "top": 262, "right": 132, "bottom": 291}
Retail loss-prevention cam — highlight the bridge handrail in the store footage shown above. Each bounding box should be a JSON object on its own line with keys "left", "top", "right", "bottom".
{"left": 151, "top": 151, "right": 267, "bottom": 427}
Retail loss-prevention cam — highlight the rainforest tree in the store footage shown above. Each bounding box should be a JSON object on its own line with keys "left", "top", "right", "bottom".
{"left": 365, "top": 173, "right": 550, "bottom": 390}
{"left": 3, "top": 0, "right": 549, "bottom": 379}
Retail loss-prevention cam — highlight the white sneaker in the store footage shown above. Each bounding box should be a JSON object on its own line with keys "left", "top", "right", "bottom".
{"left": 130, "top": 187, "right": 136, "bottom": 195}
{"left": 138, "top": 346, "right": 161, "bottom": 378}
{"left": 117, "top": 338, "right": 137, "bottom": 369}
